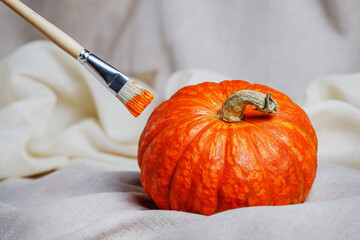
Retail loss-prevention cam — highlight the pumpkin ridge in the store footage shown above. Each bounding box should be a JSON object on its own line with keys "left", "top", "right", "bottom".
{"left": 168, "top": 119, "right": 220, "bottom": 211}
{"left": 272, "top": 114, "right": 317, "bottom": 151}
{"left": 253, "top": 117, "right": 318, "bottom": 199}
{"left": 140, "top": 115, "right": 211, "bottom": 170}
{"left": 268, "top": 116, "right": 317, "bottom": 154}
{"left": 271, "top": 101, "right": 317, "bottom": 149}
{"left": 138, "top": 114, "right": 207, "bottom": 165}
{"left": 170, "top": 82, "right": 227, "bottom": 109}
{"left": 138, "top": 95, "right": 222, "bottom": 163}
{"left": 141, "top": 115, "right": 216, "bottom": 208}
{"left": 184, "top": 121, "right": 226, "bottom": 214}
{"left": 215, "top": 123, "right": 230, "bottom": 213}
{"left": 169, "top": 96, "right": 223, "bottom": 112}
{"left": 244, "top": 127, "right": 273, "bottom": 205}
{"left": 147, "top": 99, "right": 215, "bottom": 123}
{"left": 217, "top": 126, "right": 260, "bottom": 210}
{"left": 246, "top": 120, "right": 305, "bottom": 203}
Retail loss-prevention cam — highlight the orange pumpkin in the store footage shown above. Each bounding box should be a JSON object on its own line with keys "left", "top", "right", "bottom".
{"left": 138, "top": 80, "right": 317, "bottom": 215}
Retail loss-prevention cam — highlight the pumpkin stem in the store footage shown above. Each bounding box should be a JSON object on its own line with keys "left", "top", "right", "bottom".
{"left": 218, "top": 90, "right": 279, "bottom": 123}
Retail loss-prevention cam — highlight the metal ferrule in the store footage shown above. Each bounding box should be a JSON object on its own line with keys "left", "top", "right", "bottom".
{"left": 77, "top": 49, "right": 129, "bottom": 95}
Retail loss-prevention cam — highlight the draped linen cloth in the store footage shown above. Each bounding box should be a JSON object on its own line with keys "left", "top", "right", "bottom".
{"left": 0, "top": 165, "right": 359, "bottom": 239}
{"left": 1, "top": 0, "right": 360, "bottom": 101}
{"left": 0, "top": 40, "right": 359, "bottom": 239}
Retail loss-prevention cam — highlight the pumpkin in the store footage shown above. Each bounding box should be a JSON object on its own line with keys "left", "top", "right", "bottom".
{"left": 138, "top": 80, "right": 317, "bottom": 215}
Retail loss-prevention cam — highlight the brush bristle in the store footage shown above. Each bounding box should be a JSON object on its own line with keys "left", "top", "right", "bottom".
{"left": 117, "top": 81, "right": 154, "bottom": 117}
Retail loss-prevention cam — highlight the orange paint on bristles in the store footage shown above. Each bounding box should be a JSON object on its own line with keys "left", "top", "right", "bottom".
{"left": 125, "top": 89, "right": 154, "bottom": 117}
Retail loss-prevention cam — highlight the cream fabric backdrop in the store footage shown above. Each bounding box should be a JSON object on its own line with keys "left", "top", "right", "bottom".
{"left": 0, "top": 42, "right": 162, "bottom": 178}
{"left": 1, "top": 0, "right": 360, "bottom": 101}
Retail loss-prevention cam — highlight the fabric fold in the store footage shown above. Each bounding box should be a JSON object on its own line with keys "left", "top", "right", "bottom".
{"left": 0, "top": 41, "right": 161, "bottom": 178}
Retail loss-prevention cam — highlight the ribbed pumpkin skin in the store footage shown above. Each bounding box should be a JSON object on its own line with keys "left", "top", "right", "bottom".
{"left": 138, "top": 80, "right": 317, "bottom": 215}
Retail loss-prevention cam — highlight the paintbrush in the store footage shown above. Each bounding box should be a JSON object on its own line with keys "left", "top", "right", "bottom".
{"left": 1, "top": 0, "right": 154, "bottom": 117}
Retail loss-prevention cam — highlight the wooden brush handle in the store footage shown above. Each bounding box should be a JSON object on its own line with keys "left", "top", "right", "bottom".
{"left": 1, "top": 0, "right": 84, "bottom": 59}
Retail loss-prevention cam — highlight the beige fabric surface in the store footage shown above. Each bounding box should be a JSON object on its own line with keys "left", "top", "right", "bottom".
{"left": 0, "top": 164, "right": 359, "bottom": 239}
{"left": 1, "top": 0, "right": 360, "bottom": 101}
